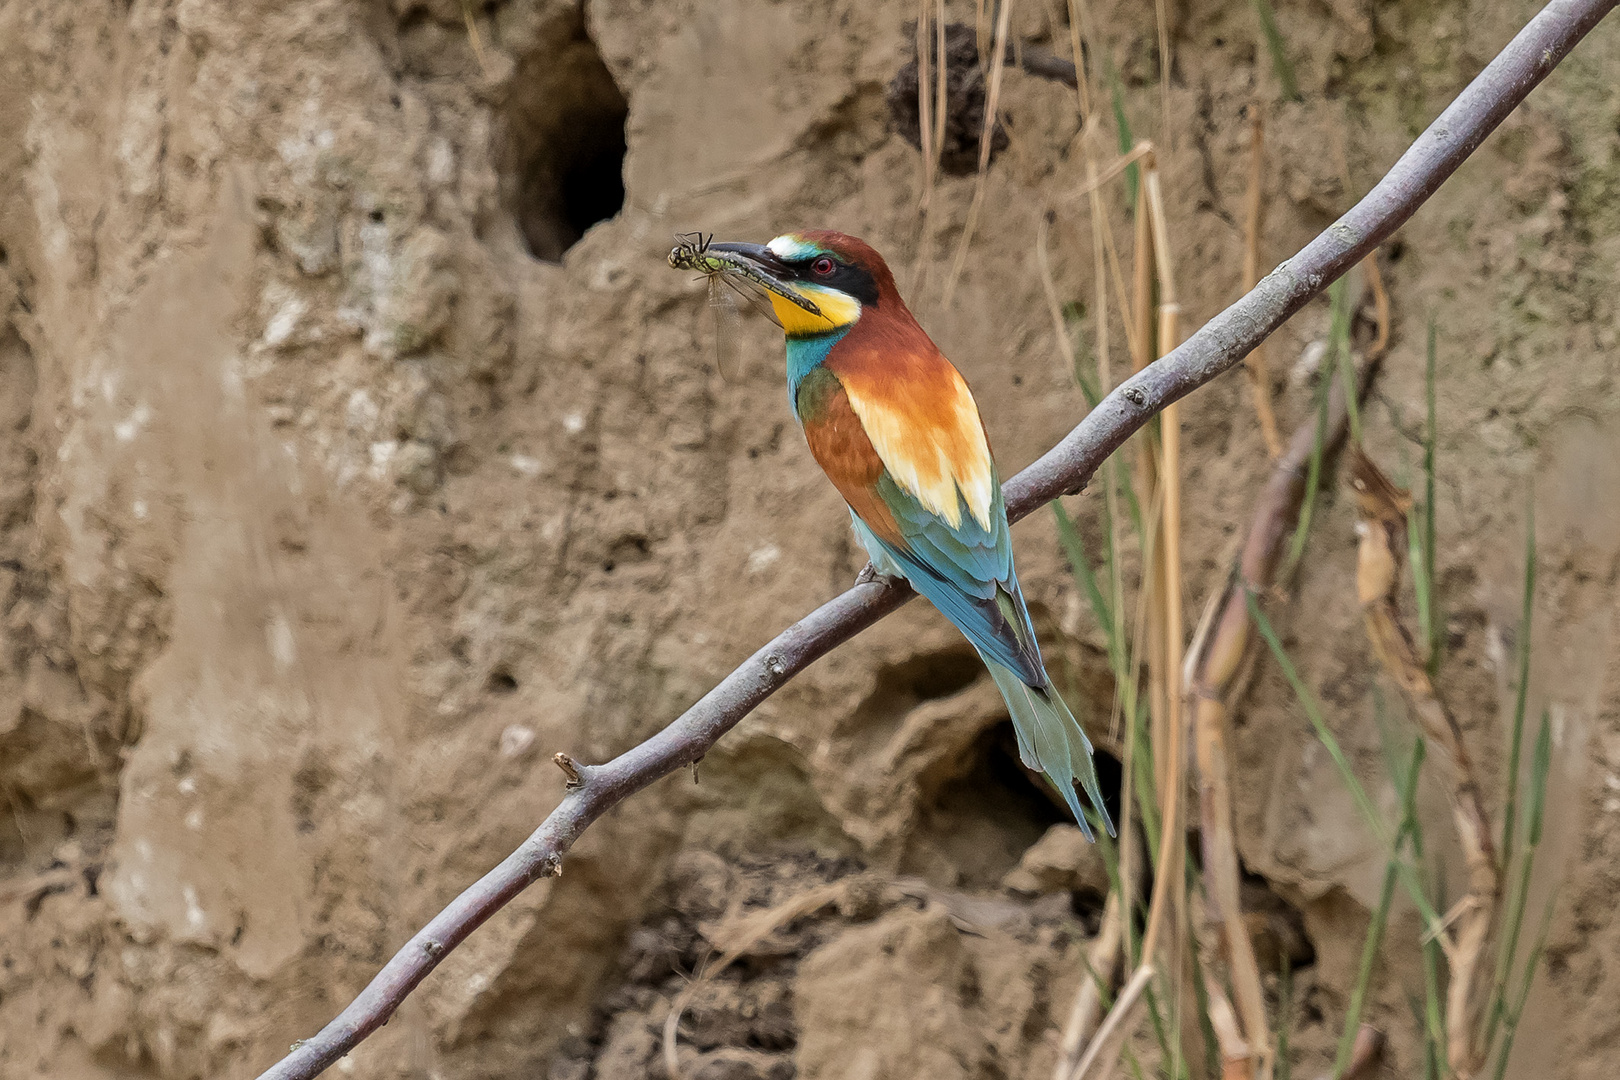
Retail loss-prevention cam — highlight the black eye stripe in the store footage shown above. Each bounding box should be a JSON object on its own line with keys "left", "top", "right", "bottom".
{"left": 792, "top": 257, "right": 880, "bottom": 306}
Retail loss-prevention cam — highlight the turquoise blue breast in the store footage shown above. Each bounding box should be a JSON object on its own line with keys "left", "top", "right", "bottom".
{"left": 784, "top": 329, "right": 851, "bottom": 415}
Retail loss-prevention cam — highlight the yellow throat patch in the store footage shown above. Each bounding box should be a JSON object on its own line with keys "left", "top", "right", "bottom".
{"left": 769, "top": 284, "right": 862, "bottom": 337}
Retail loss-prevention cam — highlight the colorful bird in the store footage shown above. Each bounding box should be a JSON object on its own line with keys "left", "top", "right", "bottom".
{"left": 680, "top": 230, "right": 1113, "bottom": 838}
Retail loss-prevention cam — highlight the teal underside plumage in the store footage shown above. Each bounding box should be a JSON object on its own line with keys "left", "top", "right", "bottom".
{"left": 848, "top": 495, "right": 1113, "bottom": 841}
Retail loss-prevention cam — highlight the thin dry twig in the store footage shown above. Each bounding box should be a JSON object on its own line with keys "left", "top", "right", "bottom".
{"left": 908, "top": 0, "right": 949, "bottom": 298}
{"left": 1065, "top": 0, "right": 1090, "bottom": 117}
{"left": 1060, "top": 142, "right": 1159, "bottom": 204}
{"left": 1139, "top": 159, "right": 1190, "bottom": 980}
{"left": 254, "top": 5, "right": 1617, "bottom": 1072}
{"left": 1361, "top": 249, "right": 1391, "bottom": 358}
{"left": 917, "top": 2, "right": 936, "bottom": 211}
{"left": 1127, "top": 158, "right": 1166, "bottom": 801}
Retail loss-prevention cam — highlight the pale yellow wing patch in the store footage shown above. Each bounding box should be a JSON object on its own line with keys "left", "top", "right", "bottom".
{"left": 842, "top": 367, "right": 995, "bottom": 532}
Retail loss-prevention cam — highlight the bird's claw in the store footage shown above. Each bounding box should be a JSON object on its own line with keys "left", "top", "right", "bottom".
{"left": 854, "top": 562, "right": 900, "bottom": 589}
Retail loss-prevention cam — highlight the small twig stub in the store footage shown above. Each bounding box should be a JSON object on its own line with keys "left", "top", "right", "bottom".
{"left": 553, "top": 752, "right": 584, "bottom": 789}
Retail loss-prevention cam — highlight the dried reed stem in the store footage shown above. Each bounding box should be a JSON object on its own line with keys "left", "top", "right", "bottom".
{"left": 1072, "top": 965, "right": 1157, "bottom": 1080}
{"left": 1066, "top": 0, "right": 1091, "bottom": 119}
{"left": 917, "top": 2, "right": 936, "bottom": 210}
{"left": 1241, "top": 109, "right": 1283, "bottom": 458}
{"left": 1128, "top": 160, "right": 1168, "bottom": 799}
{"left": 460, "top": 0, "right": 491, "bottom": 77}
{"left": 944, "top": 0, "right": 1015, "bottom": 304}
{"left": 1201, "top": 964, "right": 1254, "bottom": 1080}
{"left": 1146, "top": 159, "right": 1194, "bottom": 1077}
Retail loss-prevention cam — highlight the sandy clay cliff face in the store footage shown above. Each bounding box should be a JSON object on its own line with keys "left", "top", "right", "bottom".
{"left": 2, "top": 0, "right": 1619, "bottom": 1077}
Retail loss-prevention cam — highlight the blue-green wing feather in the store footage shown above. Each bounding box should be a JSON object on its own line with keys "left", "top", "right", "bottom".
{"left": 859, "top": 473, "right": 1046, "bottom": 687}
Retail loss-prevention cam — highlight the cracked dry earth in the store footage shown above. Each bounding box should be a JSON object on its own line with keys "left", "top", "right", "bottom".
{"left": 2, "top": 0, "right": 1620, "bottom": 1078}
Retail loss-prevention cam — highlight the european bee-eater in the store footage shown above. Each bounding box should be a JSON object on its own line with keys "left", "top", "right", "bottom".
{"left": 684, "top": 230, "right": 1112, "bottom": 838}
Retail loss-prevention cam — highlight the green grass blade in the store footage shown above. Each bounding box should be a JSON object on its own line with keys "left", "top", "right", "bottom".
{"left": 1115, "top": 455, "right": 1146, "bottom": 542}
{"left": 1484, "top": 708, "right": 1554, "bottom": 1055}
{"left": 1143, "top": 982, "right": 1178, "bottom": 1077}
{"left": 1500, "top": 504, "right": 1537, "bottom": 868}
{"left": 1332, "top": 738, "right": 1425, "bottom": 1078}
{"left": 1054, "top": 502, "right": 1116, "bottom": 663}
{"left": 1131, "top": 695, "right": 1162, "bottom": 867}
{"left": 1408, "top": 506, "right": 1434, "bottom": 675}
{"left": 1190, "top": 948, "right": 1221, "bottom": 1080}
{"left": 1329, "top": 279, "right": 1361, "bottom": 446}
{"left": 1248, "top": 591, "right": 1444, "bottom": 933}
{"left": 1492, "top": 894, "right": 1558, "bottom": 1080}
{"left": 1251, "top": 0, "right": 1302, "bottom": 101}
{"left": 1108, "top": 62, "right": 1139, "bottom": 207}
{"left": 1252, "top": 592, "right": 1449, "bottom": 1056}
{"left": 1529, "top": 708, "right": 1551, "bottom": 846}
{"left": 1075, "top": 363, "right": 1102, "bottom": 409}
{"left": 1481, "top": 496, "right": 1538, "bottom": 1055}
{"left": 1404, "top": 794, "right": 1450, "bottom": 1059}
{"left": 1284, "top": 353, "right": 1333, "bottom": 576}
{"left": 1423, "top": 318, "right": 1440, "bottom": 673}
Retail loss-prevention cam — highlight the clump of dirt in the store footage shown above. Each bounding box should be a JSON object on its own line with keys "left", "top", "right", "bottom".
{"left": 552, "top": 844, "right": 1099, "bottom": 1080}
{"left": 886, "top": 22, "right": 1010, "bottom": 175}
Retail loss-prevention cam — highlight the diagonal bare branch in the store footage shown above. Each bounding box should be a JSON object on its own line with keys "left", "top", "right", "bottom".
{"left": 254, "top": 1, "right": 1617, "bottom": 1074}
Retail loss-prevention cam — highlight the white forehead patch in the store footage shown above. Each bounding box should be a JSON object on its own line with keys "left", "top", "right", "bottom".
{"left": 767, "top": 235, "right": 817, "bottom": 260}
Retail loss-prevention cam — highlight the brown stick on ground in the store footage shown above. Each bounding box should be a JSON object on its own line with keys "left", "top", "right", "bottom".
{"left": 1348, "top": 449, "right": 1499, "bottom": 1077}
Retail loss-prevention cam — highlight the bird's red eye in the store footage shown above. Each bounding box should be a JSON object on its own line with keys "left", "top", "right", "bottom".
{"left": 811, "top": 256, "right": 836, "bottom": 276}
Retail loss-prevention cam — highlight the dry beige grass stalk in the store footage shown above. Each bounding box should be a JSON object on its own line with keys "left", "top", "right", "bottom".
{"left": 1136, "top": 165, "right": 1189, "bottom": 910}
{"left": 1200, "top": 964, "right": 1254, "bottom": 1080}
{"left": 459, "top": 0, "right": 492, "bottom": 77}
{"left": 1072, "top": 965, "right": 1157, "bottom": 1080}
{"left": 907, "top": 0, "right": 950, "bottom": 298}
{"left": 1241, "top": 110, "right": 1283, "bottom": 459}
{"left": 943, "top": 0, "right": 1014, "bottom": 304}
{"left": 1145, "top": 159, "right": 1193, "bottom": 1080}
